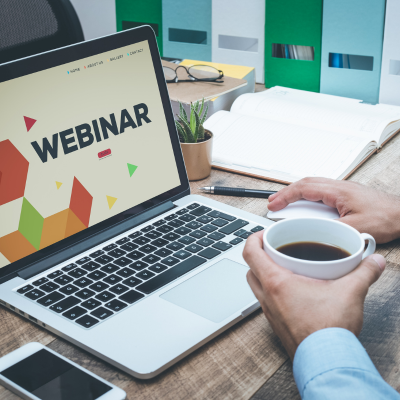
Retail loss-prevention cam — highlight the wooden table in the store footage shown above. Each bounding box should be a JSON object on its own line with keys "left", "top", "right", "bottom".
{"left": 2, "top": 93, "right": 400, "bottom": 400}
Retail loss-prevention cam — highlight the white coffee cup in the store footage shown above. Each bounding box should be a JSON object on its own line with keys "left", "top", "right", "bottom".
{"left": 262, "top": 217, "right": 376, "bottom": 280}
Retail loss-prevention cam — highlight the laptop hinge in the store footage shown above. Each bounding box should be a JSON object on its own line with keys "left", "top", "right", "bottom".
{"left": 18, "top": 201, "right": 175, "bottom": 281}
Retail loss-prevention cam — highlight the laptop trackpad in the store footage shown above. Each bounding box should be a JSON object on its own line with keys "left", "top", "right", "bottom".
{"left": 160, "top": 259, "right": 256, "bottom": 323}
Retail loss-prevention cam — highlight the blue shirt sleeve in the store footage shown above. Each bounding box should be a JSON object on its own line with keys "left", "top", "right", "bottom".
{"left": 293, "top": 328, "right": 400, "bottom": 400}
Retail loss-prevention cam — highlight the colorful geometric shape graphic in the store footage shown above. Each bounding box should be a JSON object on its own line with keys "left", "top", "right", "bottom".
{"left": 56, "top": 181, "right": 63, "bottom": 189}
{"left": 65, "top": 209, "right": 86, "bottom": 238}
{"left": 69, "top": 177, "right": 93, "bottom": 227}
{"left": 23, "top": 116, "right": 37, "bottom": 132}
{"left": 106, "top": 195, "right": 117, "bottom": 210}
{"left": 127, "top": 163, "right": 138, "bottom": 177}
{"left": 18, "top": 197, "right": 44, "bottom": 250}
{"left": 40, "top": 209, "right": 70, "bottom": 249}
{"left": 0, "top": 140, "right": 29, "bottom": 206}
{"left": 0, "top": 231, "right": 36, "bottom": 263}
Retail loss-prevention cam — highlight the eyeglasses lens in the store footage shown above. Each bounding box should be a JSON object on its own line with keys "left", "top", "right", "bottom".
{"left": 163, "top": 67, "right": 177, "bottom": 81}
{"left": 189, "top": 65, "right": 220, "bottom": 80}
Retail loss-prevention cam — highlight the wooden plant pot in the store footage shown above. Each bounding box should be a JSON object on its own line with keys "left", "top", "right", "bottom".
{"left": 180, "top": 130, "right": 213, "bottom": 181}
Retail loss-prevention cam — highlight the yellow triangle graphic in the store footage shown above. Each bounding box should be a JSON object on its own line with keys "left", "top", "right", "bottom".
{"left": 106, "top": 195, "right": 117, "bottom": 209}
{"left": 55, "top": 181, "right": 63, "bottom": 189}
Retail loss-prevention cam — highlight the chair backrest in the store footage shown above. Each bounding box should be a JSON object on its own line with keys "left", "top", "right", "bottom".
{"left": 0, "top": 0, "right": 84, "bottom": 64}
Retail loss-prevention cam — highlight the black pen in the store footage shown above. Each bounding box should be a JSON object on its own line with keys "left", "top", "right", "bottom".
{"left": 200, "top": 186, "right": 277, "bottom": 199}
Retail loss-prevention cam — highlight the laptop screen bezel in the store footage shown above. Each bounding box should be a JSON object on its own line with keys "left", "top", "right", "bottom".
{"left": 0, "top": 26, "right": 190, "bottom": 281}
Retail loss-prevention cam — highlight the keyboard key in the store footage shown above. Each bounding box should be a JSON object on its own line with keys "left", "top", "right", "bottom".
{"left": 148, "top": 264, "right": 168, "bottom": 273}
{"left": 174, "top": 250, "right": 192, "bottom": 260}
{"left": 185, "top": 244, "right": 203, "bottom": 253}
{"left": 116, "top": 237, "right": 130, "bottom": 245}
{"left": 91, "top": 307, "right": 113, "bottom": 320}
{"left": 81, "top": 261, "right": 101, "bottom": 272}
{"left": 162, "top": 232, "right": 180, "bottom": 242}
{"left": 219, "top": 219, "right": 249, "bottom": 235}
{"left": 168, "top": 219, "right": 185, "bottom": 228}
{"left": 95, "top": 291, "right": 115, "bottom": 302}
{"left": 177, "top": 236, "right": 195, "bottom": 245}
{"left": 144, "top": 231, "right": 162, "bottom": 240}
{"left": 187, "top": 203, "right": 200, "bottom": 210}
{"left": 212, "top": 241, "right": 232, "bottom": 252}
{"left": 61, "top": 263, "right": 76, "bottom": 272}
{"left": 164, "top": 214, "right": 178, "bottom": 221}
{"left": 154, "top": 248, "right": 172, "bottom": 257}
{"left": 109, "top": 284, "right": 129, "bottom": 295}
{"left": 156, "top": 225, "right": 174, "bottom": 234}
{"left": 200, "top": 224, "right": 217, "bottom": 233}
{"left": 81, "top": 298, "right": 102, "bottom": 310}
{"left": 208, "top": 232, "right": 225, "bottom": 241}
{"left": 122, "top": 277, "right": 143, "bottom": 287}
{"left": 251, "top": 226, "right": 264, "bottom": 233}
{"left": 120, "top": 242, "right": 138, "bottom": 251}
{"left": 179, "top": 214, "right": 196, "bottom": 222}
{"left": 116, "top": 267, "right": 135, "bottom": 278}
{"left": 39, "top": 282, "right": 60, "bottom": 293}
{"left": 197, "top": 215, "right": 213, "bottom": 224}
{"left": 37, "top": 291, "right": 65, "bottom": 306}
{"left": 114, "top": 257, "right": 132, "bottom": 267}
{"left": 139, "top": 244, "right": 157, "bottom": 254}
{"left": 103, "top": 243, "right": 117, "bottom": 251}
{"left": 211, "top": 218, "right": 229, "bottom": 227}
{"left": 63, "top": 306, "right": 86, "bottom": 320}
{"left": 136, "top": 270, "right": 155, "bottom": 280}
{"left": 108, "top": 248, "right": 126, "bottom": 258}
{"left": 89, "top": 281, "right": 110, "bottom": 293}
{"left": 89, "top": 250, "right": 104, "bottom": 258}
{"left": 153, "top": 219, "right": 166, "bottom": 227}
{"left": 240, "top": 232, "right": 253, "bottom": 239}
{"left": 197, "top": 238, "right": 215, "bottom": 247}
{"left": 161, "top": 256, "right": 180, "bottom": 267}
{"left": 198, "top": 248, "right": 221, "bottom": 259}
{"left": 176, "top": 209, "right": 189, "bottom": 215}
{"left": 54, "top": 275, "right": 74, "bottom": 285}
{"left": 189, "top": 206, "right": 212, "bottom": 216}
{"left": 68, "top": 268, "right": 87, "bottom": 279}
{"left": 128, "top": 231, "right": 142, "bottom": 239}
{"left": 130, "top": 261, "right": 148, "bottom": 271}
{"left": 74, "top": 277, "right": 93, "bottom": 288}
{"left": 186, "top": 221, "right": 203, "bottom": 230}
{"left": 166, "top": 241, "right": 185, "bottom": 251}
{"left": 50, "top": 296, "right": 80, "bottom": 313}
{"left": 141, "top": 225, "right": 154, "bottom": 232}
{"left": 105, "top": 299, "right": 127, "bottom": 312}
{"left": 76, "top": 256, "right": 91, "bottom": 265}
{"left": 95, "top": 255, "right": 114, "bottom": 265}
{"left": 59, "top": 284, "right": 79, "bottom": 295}
{"left": 119, "top": 290, "right": 145, "bottom": 304}
{"left": 103, "top": 274, "right": 122, "bottom": 285}
{"left": 133, "top": 236, "right": 151, "bottom": 246}
{"left": 142, "top": 254, "right": 161, "bottom": 264}
{"left": 76, "top": 315, "right": 99, "bottom": 328}
{"left": 32, "top": 277, "right": 49, "bottom": 286}
{"left": 234, "top": 229, "right": 247, "bottom": 237}
{"left": 17, "top": 284, "right": 34, "bottom": 294}
{"left": 207, "top": 211, "right": 236, "bottom": 221}
{"left": 100, "top": 264, "right": 119, "bottom": 274}
{"left": 230, "top": 237, "right": 244, "bottom": 245}
{"left": 75, "top": 289, "right": 95, "bottom": 300}
{"left": 151, "top": 238, "right": 169, "bottom": 247}
{"left": 47, "top": 270, "right": 63, "bottom": 279}
{"left": 126, "top": 250, "right": 145, "bottom": 260}
{"left": 87, "top": 270, "right": 106, "bottom": 281}
{"left": 136, "top": 256, "right": 206, "bottom": 294}
{"left": 175, "top": 227, "right": 192, "bottom": 235}
{"left": 189, "top": 230, "right": 207, "bottom": 239}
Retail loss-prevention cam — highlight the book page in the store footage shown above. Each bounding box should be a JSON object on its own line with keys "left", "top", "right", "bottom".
{"left": 204, "top": 111, "right": 375, "bottom": 181}
{"left": 230, "top": 87, "right": 400, "bottom": 144}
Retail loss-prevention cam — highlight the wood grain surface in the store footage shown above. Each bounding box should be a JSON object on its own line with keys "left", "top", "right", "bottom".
{"left": 1, "top": 83, "right": 400, "bottom": 399}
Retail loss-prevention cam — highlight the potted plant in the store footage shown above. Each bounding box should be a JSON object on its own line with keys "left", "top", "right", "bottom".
{"left": 175, "top": 98, "right": 213, "bottom": 181}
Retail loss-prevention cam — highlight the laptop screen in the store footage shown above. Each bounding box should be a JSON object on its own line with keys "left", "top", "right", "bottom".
{"left": 0, "top": 39, "right": 181, "bottom": 270}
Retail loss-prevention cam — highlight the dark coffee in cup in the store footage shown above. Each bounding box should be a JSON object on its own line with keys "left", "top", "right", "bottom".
{"left": 276, "top": 241, "right": 351, "bottom": 262}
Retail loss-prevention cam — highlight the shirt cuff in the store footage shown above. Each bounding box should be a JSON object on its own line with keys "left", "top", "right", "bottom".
{"left": 293, "top": 328, "right": 379, "bottom": 398}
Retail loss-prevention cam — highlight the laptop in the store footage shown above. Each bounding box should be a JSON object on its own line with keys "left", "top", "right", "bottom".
{"left": 0, "top": 26, "right": 272, "bottom": 379}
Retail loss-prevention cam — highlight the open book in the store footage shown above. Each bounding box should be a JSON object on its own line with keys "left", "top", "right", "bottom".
{"left": 203, "top": 87, "right": 400, "bottom": 184}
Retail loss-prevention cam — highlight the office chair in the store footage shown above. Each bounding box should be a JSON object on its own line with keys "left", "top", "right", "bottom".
{"left": 0, "top": 0, "right": 84, "bottom": 65}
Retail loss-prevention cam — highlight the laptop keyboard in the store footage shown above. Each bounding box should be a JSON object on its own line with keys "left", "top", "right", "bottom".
{"left": 14, "top": 203, "right": 264, "bottom": 329}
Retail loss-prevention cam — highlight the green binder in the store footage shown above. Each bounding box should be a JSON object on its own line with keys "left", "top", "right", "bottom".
{"left": 264, "top": 0, "right": 323, "bottom": 92}
{"left": 115, "top": 0, "right": 163, "bottom": 55}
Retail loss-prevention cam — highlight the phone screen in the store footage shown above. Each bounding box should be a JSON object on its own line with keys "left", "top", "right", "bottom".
{"left": 0, "top": 349, "right": 111, "bottom": 400}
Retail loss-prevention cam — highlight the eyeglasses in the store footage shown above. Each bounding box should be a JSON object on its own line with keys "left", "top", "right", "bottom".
{"left": 163, "top": 65, "right": 224, "bottom": 83}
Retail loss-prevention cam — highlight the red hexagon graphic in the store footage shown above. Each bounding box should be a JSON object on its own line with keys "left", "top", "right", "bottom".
{"left": 0, "top": 140, "right": 29, "bottom": 206}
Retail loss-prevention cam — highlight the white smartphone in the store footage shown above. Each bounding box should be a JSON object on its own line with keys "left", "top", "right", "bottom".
{"left": 0, "top": 343, "right": 126, "bottom": 400}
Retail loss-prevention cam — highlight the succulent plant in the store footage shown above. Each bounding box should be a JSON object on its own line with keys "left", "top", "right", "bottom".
{"left": 175, "top": 98, "right": 209, "bottom": 143}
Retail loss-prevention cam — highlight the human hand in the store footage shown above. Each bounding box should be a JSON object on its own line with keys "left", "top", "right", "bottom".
{"left": 268, "top": 177, "right": 400, "bottom": 244}
{"left": 243, "top": 231, "right": 386, "bottom": 361}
